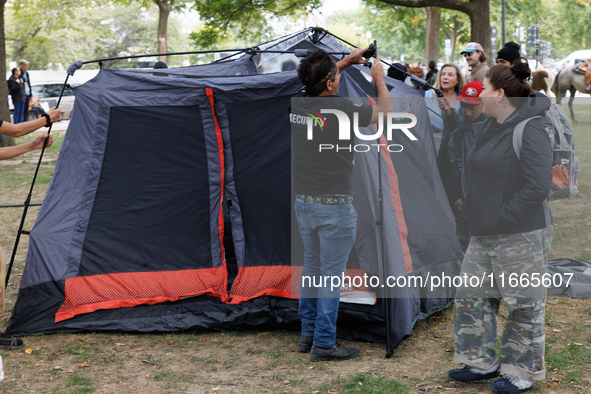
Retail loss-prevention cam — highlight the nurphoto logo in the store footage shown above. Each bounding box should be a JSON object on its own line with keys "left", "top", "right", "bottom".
{"left": 306, "top": 109, "right": 418, "bottom": 153}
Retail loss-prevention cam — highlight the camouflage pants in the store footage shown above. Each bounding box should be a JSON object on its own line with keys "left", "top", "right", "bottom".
{"left": 453, "top": 229, "right": 551, "bottom": 381}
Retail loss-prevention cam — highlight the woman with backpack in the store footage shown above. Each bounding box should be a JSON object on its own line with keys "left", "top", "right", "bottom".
{"left": 447, "top": 58, "right": 553, "bottom": 394}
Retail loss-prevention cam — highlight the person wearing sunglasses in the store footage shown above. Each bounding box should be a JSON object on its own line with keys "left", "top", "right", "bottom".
{"left": 460, "top": 42, "right": 489, "bottom": 83}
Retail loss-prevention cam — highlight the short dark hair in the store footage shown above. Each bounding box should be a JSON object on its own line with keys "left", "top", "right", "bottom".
{"left": 297, "top": 50, "right": 336, "bottom": 97}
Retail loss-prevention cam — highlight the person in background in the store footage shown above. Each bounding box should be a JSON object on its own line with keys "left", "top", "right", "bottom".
{"left": 496, "top": 42, "right": 521, "bottom": 66}
{"left": 461, "top": 42, "right": 489, "bottom": 83}
{"left": 19, "top": 60, "right": 32, "bottom": 122}
{"left": 153, "top": 61, "right": 168, "bottom": 69}
{"left": 425, "top": 60, "right": 438, "bottom": 85}
{"left": 28, "top": 95, "right": 47, "bottom": 120}
{"left": 437, "top": 81, "right": 487, "bottom": 251}
{"left": 448, "top": 59, "right": 552, "bottom": 394}
{"left": 424, "top": 63, "right": 466, "bottom": 154}
{"left": 7, "top": 68, "right": 26, "bottom": 124}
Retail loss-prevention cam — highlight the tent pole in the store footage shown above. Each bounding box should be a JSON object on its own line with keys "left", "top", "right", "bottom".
{"left": 370, "top": 40, "right": 394, "bottom": 359}
{"left": 5, "top": 74, "right": 71, "bottom": 289}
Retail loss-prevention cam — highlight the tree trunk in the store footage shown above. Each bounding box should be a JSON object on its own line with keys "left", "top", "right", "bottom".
{"left": 466, "top": 0, "right": 491, "bottom": 64}
{"left": 425, "top": 7, "right": 441, "bottom": 64}
{"left": 376, "top": 0, "right": 492, "bottom": 63}
{"left": 0, "top": 0, "right": 15, "bottom": 146}
{"left": 155, "top": 0, "right": 172, "bottom": 63}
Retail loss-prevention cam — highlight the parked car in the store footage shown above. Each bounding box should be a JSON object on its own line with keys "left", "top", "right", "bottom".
{"left": 30, "top": 81, "right": 76, "bottom": 120}
{"left": 9, "top": 81, "right": 76, "bottom": 121}
{"left": 556, "top": 49, "right": 591, "bottom": 70}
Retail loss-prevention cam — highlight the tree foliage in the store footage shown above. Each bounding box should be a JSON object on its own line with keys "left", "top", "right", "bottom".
{"left": 190, "top": 0, "right": 321, "bottom": 48}
{"left": 6, "top": 0, "right": 193, "bottom": 69}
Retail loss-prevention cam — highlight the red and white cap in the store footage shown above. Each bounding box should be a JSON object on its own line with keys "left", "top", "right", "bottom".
{"left": 456, "top": 81, "right": 483, "bottom": 104}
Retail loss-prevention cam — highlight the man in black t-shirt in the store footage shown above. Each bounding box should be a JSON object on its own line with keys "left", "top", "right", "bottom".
{"left": 292, "top": 49, "right": 391, "bottom": 361}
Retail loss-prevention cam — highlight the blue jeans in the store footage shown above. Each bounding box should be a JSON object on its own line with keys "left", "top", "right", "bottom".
{"left": 13, "top": 102, "right": 25, "bottom": 124}
{"left": 294, "top": 196, "right": 357, "bottom": 348}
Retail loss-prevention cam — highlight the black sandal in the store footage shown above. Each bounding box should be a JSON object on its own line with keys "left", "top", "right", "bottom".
{"left": 0, "top": 336, "right": 25, "bottom": 350}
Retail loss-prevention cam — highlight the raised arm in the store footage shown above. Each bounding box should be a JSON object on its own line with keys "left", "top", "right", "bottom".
{"left": 369, "top": 56, "right": 392, "bottom": 124}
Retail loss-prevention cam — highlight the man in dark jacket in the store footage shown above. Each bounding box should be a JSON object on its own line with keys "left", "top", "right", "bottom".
{"left": 19, "top": 60, "right": 32, "bottom": 122}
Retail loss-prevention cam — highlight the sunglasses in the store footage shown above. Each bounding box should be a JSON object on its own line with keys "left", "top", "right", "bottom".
{"left": 463, "top": 52, "right": 475, "bottom": 57}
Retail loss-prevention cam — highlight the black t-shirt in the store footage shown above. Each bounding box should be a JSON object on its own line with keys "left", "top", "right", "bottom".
{"left": 291, "top": 94, "right": 373, "bottom": 195}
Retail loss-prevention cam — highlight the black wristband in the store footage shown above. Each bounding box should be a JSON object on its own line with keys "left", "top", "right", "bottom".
{"left": 42, "top": 114, "right": 51, "bottom": 127}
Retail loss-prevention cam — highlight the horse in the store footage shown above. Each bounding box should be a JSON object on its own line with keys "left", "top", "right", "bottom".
{"left": 532, "top": 70, "right": 556, "bottom": 96}
{"left": 532, "top": 70, "right": 550, "bottom": 96}
{"left": 551, "top": 65, "right": 590, "bottom": 123}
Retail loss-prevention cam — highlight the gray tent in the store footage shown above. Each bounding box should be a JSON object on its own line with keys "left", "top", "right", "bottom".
{"left": 5, "top": 28, "right": 462, "bottom": 351}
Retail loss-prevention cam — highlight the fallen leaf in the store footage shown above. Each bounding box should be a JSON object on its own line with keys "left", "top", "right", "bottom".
{"left": 212, "top": 387, "right": 220, "bottom": 391}
{"left": 260, "top": 332, "right": 269, "bottom": 335}
{"left": 552, "top": 329, "right": 562, "bottom": 333}
{"left": 79, "top": 362, "right": 91, "bottom": 368}
{"left": 53, "top": 366, "right": 63, "bottom": 370}
{"left": 82, "top": 336, "right": 90, "bottom": 340}
{"left": 308, "top": 365, "right": 314, "bottom": 369}
{"left": 116, "top": 343, "right": 126, "bottom": 346}
{"left": 25, "top": 348, "right": 33, "bottom": 354}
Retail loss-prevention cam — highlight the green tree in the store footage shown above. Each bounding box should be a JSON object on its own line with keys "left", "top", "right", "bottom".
{"left": 113, "top": 0, "right": 191, "bottom": 62}
{"left": 555, "top": 0, "right": 591, "bottom": 51}
{"left": 361, "top": 2, "right": 426, "bottom": 62}
{"left": 5, "top": 1, "right": 177, "bottom": 69}
{"left": 371, "top": 0, "right": 492, "bottom": 60}
{"left": 190, "top": 0, "right": 321, "bottom": 48}
{"left": 7, "top": 0, "right": 85, "bottom": 64}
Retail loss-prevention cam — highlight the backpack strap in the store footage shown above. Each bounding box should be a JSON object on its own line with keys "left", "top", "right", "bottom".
{"left": 512, "top": 116, "right": 542, "bottom": 159}
{"left": 511, "top": 115, "right": 553, "bottom": 237}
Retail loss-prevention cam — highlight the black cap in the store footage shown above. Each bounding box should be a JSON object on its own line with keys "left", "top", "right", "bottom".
{"left": 387, "top": 63, "right": 408, "bottom": 82}
{"left": 153, "top": 61, "right": 168, "bottom": 69}
{"left": 496, "top": 42, "right": 521, "bottom": 64}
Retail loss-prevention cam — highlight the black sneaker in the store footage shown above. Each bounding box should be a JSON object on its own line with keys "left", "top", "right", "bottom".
{"left": 490, "top": 378, "right": 533, "bottom": 393}
{"left": 448, "top": 365, "right": 500, "bottom": 382}
{"left": 309, "top": 343, "right": 359, "bottom": 361}
{"left": 297, "top": 336, "right": 313, "bottom": 353}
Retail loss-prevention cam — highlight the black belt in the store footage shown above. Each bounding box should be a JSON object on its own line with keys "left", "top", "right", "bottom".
{"left": 296, "top": 194, "right": 353, "bottom": 204}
